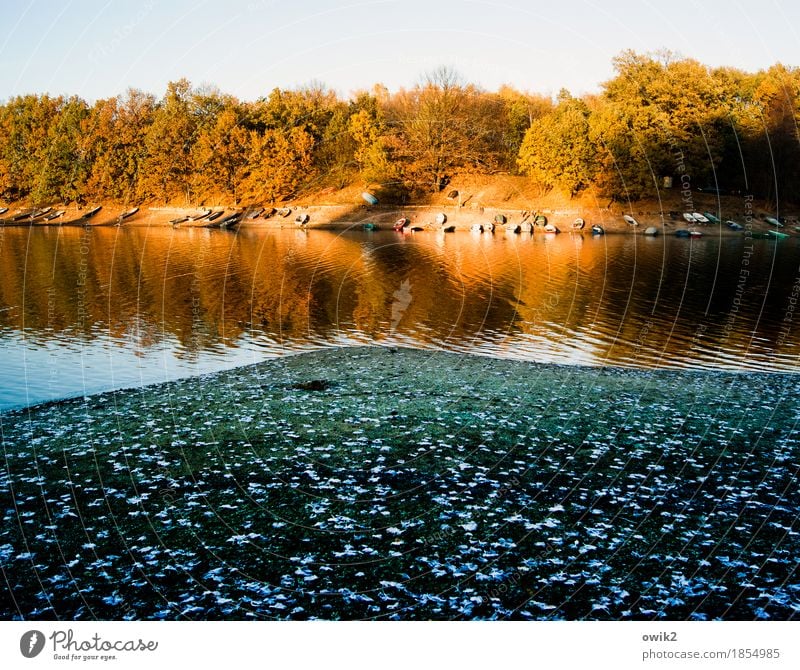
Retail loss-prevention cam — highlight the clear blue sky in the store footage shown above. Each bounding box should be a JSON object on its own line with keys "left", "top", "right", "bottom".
{"left": 0, "top": 0, "right": 797, "bottom": 101}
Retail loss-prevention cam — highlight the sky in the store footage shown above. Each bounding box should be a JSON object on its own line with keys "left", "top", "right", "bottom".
{"left": 0, "top": 0, "right": 798, "bottom": 102}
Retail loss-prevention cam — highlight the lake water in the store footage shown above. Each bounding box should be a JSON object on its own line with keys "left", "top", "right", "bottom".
{"left": 1, "top": 225, "right": 799, "bottom": 410}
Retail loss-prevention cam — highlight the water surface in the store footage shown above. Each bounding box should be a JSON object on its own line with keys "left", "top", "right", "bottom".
{"left": 1, "top": 225, "right": 798, "bottom": 410}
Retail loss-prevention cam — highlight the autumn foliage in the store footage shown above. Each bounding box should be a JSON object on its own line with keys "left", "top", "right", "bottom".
{"left": 0, "top": 53, "right": 798, "bottom": 206}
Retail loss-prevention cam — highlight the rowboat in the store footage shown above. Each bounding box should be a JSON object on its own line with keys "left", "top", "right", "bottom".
{"left": 682, "top": 213, "right": 696, "bottom": 223}
{"left": 765, "top": 216, "right": 783, "bottom": 228}
{"left": 43, "top": 209, "right": 66, "bottom": 221}
{"left": 435, "top": 213, "right": 447, "bottom": 225}
{"left": 689, "top": 230, "right": 703, "bottom": 238}
{"left": 520, "top": 221, "right": 533, "bottom": 233}
{"left": 692, "top": 212, "right": 710, "bottom": 223}
{"left": 262, "top": 208, "right": 276, "bottom": 219}
{"left": 767, "top": 229, "right": 789, "bottom": 239}
{"left": 504, "top": 223, "right": 520, "bottom": 234}
{"left": 394, "top": 217, "right": 410, "bottom": 231}
{"left": 278, "top": 208, "right": 292, "bottom": 218}
{"left": 675, "top": 230, "right": 690, "bottom": 238}
{"left": 0, "top": 207, "right": 7, "bottom": 216}
{"left": 192, "top": 209, "right": 212, "bottom": 221}
{"left": 494, "top": 214, "right": 507, "bottom": 224}
{"left": 361, "top": 192, "right": 378, "bottom": 206}
{"left": 591, "top": 224, "right": 604, "bottom": 235}
{"left": 572, "top": 217, "right": 585, "bottom": 230}
{"left": 206, "top": 211, "right": 224, "bottom": 222}
{"left": 442, "top": 225, "right": 456, "bottom": 233}
{"left": 218, "top": 213, "right": 240, "bottom": 228}
{"left": 544, "top": 223, "right": 560, "bottom": 234}
{"left": 623, "top": 215, "right": 639, "bottom": 227}
{"left": 248, "top": 208, "right": 264, "bottom": 219}
{"left": 534, "top": 214, "right": 547, "bottom": 227}
{"left": 362, "top": 222, "right": 377, "bottom": 231}
{"left": 82, "top": 206, "right": 102, "bottom": 219}
{"left": 295, "top": 214, "right": 310, "bottom": 226}
{"left": 643, "top": 226, "right": 658, "bottom": 236}
{"left": 117, "top": 207, "right": 139, "bottom": 224}
{"left": 726, "top": 220, "right": 743, "bottom": 230}
{"left": 470, "top": 223, "right": 483, "bottom": 233}
{"left": 703, "top": 212, "right": 721, "bottom": 224}
{"left": 30, "top": 207, "right": 52, "bottom": 219}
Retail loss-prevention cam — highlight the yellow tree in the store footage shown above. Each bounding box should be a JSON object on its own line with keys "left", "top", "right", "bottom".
{"left": 518, "top": 90, "right": 595, "bottom": 197}
{"left": 243, "top": 127, "right": 315, "bottom": 203}
{"left": 192, "top": 105, "right": 251, "bottom": 203}
{"left": 139, "top": 79, "right": 197, "bottom": 204}
{"left": 83, "top": 89, "right": 155, "bottom": 202}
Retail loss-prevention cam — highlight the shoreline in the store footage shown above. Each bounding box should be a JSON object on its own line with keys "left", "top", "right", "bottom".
{"left": 1, "top": 201, "right": 796, "bottom": 237}
{"left": 2, "top": 346, "right": 799, "bottom": 620}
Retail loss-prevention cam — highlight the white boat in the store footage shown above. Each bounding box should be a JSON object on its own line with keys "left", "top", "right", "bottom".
{"left": 504, "top": 223, "right": 520, "bottom": 234}
{"left": 623, "top": 215, "right": 638, "bottom": 226}
{"left": 572, "top": 217, "right": 585, "bottom": 230}
{"left": 435, "top": 212, "right": 447, "bottom": 225}
{"left": 470, "top": 223, "right": 483, "bottom": 233}
{"left": 544, "top": 223, "right": 560, "bottom": 234}
{"left": 682, "top": 212, "right": 697, "bottom": 223}
{"left": 644, "top": 226, "right": 658, "bottom": 236}
{"left": 692, "top": 212, "right": 710, "bottom": 223}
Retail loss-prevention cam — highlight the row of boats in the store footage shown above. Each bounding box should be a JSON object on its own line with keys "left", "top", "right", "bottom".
{"left": 387, "top": 213, "right": 605, "bottom": 236}
{"left": 0, "top": 205, "right": 139, "bottom": 226}
{"left": 171, "top": 206, "right": 294, "bottom": 229}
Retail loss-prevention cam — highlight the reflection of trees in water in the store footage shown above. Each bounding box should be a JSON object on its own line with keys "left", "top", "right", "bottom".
{"left": 1, "top": 227, "right": 799, "bottom": 367}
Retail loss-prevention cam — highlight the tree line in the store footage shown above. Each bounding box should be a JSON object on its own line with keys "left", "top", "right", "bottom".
{"left": 0, "top": 52, "right": 797, "bottom": 207}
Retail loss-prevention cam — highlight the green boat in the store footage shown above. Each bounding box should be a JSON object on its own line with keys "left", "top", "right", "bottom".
{"left": 362, "top": 222, "right": 378, "bottom": 231}
{"left": 703, "top": 212, "right": 721, "bottom": 224}
{"left": 767, "top": 229, "right": 789, "bottom": 239}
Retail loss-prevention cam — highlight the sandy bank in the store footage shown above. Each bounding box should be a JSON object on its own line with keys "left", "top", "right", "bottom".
{"left": 2, "top": 196, "right": 797, "bottom": 237}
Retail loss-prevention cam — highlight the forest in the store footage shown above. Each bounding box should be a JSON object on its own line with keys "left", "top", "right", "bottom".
{"left": 0, "top": 51, "right": 798, "bottom": 207}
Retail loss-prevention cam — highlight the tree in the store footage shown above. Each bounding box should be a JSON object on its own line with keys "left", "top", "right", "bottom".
{"left": 192, "top": 104, "right": 251, "bottom": 203}
{"left": 518, "top": 90, "right": 595, "bottom": 196}
{"left": 242, "top": 127, "right": 315, "bottom": 203}
{"left": 83, "top": 89, "right": 156, "bottom": 203}
{"left": 139, "top": 79, "right": 197, "bottom": 204}
{"left": 0, "top": 95, "right": 60, "bottom": 200}
{"left": 389, "top": 67, "right": 494, "bottom": 191}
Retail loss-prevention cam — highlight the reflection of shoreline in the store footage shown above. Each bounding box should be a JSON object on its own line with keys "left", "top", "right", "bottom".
{"left": 1, "top": 227, "right": 799, "bottom": 376}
